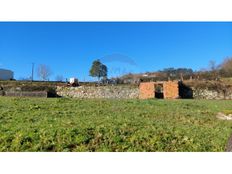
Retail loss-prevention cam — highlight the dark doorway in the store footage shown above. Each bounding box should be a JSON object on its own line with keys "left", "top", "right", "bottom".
{"left": 178, "top": 81, "right": 193, "bottom": 99}
{"left": 155, "top": 84, "right": 164, "bottom": 99}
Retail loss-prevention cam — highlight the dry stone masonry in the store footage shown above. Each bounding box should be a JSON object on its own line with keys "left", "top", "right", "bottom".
{"left": 0, "top": 80, "right": 231, "bottom": 100}
{"left": 193, "top": 88, "right": 232, "bottom": 100}
{"left": 56, "top": 85, "right": 139, "bottom": 99}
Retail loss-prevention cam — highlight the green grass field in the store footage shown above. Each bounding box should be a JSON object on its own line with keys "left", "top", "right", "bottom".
{"left": 0, "top": 97, "right": 232, "bottom": 152}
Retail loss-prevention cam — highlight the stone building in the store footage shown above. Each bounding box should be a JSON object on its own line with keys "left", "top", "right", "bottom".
{"left": 139, "top": 81, "right": 179, "bottom": 99}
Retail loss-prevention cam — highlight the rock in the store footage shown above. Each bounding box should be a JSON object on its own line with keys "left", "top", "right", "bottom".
{"left": 216, "top": 112, "right": 232, "bottom": 120}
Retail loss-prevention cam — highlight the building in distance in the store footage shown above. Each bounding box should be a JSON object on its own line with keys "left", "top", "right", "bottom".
{"left": 0, "top": 69, "right": 14, "bottom": 80}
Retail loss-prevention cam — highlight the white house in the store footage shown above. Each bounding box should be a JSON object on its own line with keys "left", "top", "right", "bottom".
{"left": 0, "top": 69, "right": 14, "bottom": 80}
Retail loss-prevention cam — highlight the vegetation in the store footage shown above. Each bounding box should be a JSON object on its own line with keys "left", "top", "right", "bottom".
{"left": 0, "top": 97, "right": 232, "bottom": 152}
{"left": 158, "top": 67, "right": 194, "bottom": 79}
{"left": 220, "top": 57, "right": 232, "bottom": 77}
{"left": 89, "top": 59, "right": 108, "bottom": 82}
{"left": 0, "top": 80, "right": 64, "bottom": 91}
{"left": 116, "top": 57, "right": 232, "bottom": 84}
{"left": 37, "top": 64, "right": 52, "bottom": 81}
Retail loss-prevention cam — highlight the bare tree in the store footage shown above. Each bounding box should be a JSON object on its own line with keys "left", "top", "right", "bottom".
{"left": 208, "top": 60, "right": 219, "bottom": 80}
{"left": 37, "top": 64, "right": 52, "bottom": 81}
{"left": 220, "top": 57, "right": 232, "bottom": 77}
{"left": 208, "top": 60, "right": 217, "bottom": 71}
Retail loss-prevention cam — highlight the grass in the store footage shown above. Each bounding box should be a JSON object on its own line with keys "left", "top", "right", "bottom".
{"left": 0, "top": 97, "right": 232, "bottom": 152}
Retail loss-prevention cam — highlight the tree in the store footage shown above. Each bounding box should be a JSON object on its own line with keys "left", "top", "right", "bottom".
{"left": 37, "top": 64, "right": 52, "bottom": 81}
{"left": 209, "top": 60, "right": 217, "bottom": 71}
{"left": 208, "top": 60, "right": 219, "bottom": 80}
{"left": 101, "top": 64, "right": 108, "bottom": 78}
{"left": 159, "top": 67, "right": 193, "bottom": 80}
{"left": 220, "top": 57, "right": 232, "bottom": 77}
{"left": 89, "top": 59, "right": 108, "bottom": 83}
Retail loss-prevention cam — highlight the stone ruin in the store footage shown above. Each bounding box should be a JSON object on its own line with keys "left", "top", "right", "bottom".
{"left": 139, "top": 81, "right": 180, "bottom": 99}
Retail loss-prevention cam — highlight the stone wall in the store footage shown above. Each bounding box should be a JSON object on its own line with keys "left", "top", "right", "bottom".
{"left": 3, "top": 91, "right": 48, "bottom": 97}
{"left": 193, "top": 89, "right": 232, "bottom": 100}
{"left": 1, "top": 80, "right": 228, "bottom": 100}
{"left": 56, "top": 85, "right": 139, "bottom": 99}
{"left": 184, "top": 80, "right": 232, "bottom": 100}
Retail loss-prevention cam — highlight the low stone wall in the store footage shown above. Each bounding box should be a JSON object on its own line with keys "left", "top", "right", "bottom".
{"left": 3, "top": 91, "right": 48, "bottom": 98}
{"left": 57, "top": 84, "right": 232, "bottom": 100}
{"left": 56, "top": 85, "right": 139, "bottom": 99}
{"left": 193, "top": 89, "right": 232, "bottom": 100}
{"left": 184, "top": 80, "right": 232, "bottom": 100}
{"left": 1, "top": 81, "right": 230, "bottom": 100}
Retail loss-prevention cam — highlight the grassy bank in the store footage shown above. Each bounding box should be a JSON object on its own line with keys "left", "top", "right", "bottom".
{"left": 0, "top": 97, "right": 232, "bottom": 152}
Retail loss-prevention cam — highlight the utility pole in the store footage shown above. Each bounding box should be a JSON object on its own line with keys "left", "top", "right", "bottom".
{"left": 31, "top": 63, "right": 34, "bottom": 82}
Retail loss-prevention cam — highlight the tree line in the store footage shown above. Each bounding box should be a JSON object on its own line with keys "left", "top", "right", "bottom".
{"left": 21, "top": 56, "right": 232, "bottom": 83}
{"left": 191, "top": 57, "right": 232, "bottom": 81}
{"left": 120, "top": 57, "right": 232, "bottom": 83}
